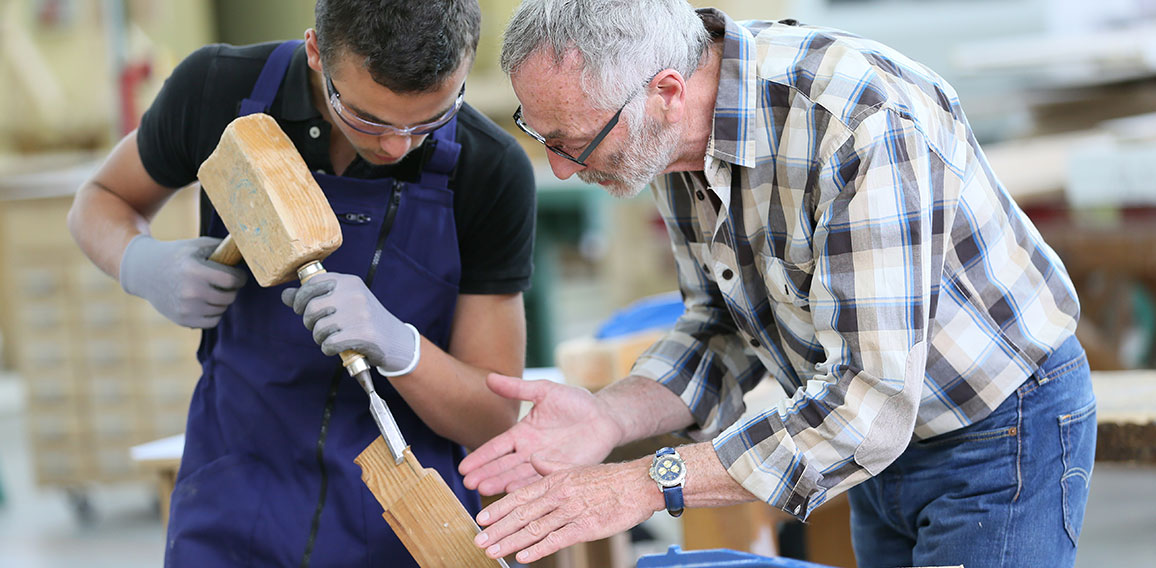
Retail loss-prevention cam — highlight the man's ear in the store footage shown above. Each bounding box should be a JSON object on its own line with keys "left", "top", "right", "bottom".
{"left": 650, "top": 69, "right": 686, "bottom": 124}
{"left": 304, "top": 28, "right": 323, "bottom": 73}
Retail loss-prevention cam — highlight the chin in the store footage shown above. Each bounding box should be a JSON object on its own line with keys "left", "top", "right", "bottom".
{"left": 363, "top": 154, "right": 401, "bottom": 165}
{"left": 359, "top": 148, "right": 409, "bottom": 166}
{"left": 603, "top": 180, "right": 648, "bottom": 199}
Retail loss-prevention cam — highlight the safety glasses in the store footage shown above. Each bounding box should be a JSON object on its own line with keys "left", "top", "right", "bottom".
{"left": 326, "top": 75, "right": 464, "bottom": 137}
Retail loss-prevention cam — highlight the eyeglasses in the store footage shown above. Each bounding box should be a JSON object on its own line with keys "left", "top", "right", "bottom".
{"left": 326, "top": 75, "right": 465, "bottom": 137}
{"left": 513, "top": 77, "right": 654, "bottom": 167}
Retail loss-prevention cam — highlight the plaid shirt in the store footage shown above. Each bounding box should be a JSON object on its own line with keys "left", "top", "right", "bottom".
{"left": 632, "top": 9, "right": 1079, "bottom": 519}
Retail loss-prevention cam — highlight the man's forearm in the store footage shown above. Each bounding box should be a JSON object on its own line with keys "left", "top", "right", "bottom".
{"left": 598, "top": 378, "right": 758, "bottom": 507}
{"left": 598, "top": 375, "right": 695, "bottom": 445}
{"left": 68, "top": 181, "right": 150, "bottom": 279}
{"left": 389, "top": 339, "right": 521, "bottom": 450}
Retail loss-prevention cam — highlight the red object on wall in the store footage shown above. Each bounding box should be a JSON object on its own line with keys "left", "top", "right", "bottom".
{"left": 119, "top": 60, "right": 152, "bottom": 135}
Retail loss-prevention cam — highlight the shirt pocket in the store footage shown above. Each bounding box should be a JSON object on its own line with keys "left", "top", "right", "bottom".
{"left": 759, "top": 251, "right": 814, "bottom": 309}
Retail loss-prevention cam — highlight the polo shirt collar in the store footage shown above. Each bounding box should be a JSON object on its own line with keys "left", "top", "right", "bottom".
{"left": 279, "top": 44, "right": 322, "bottom": 121}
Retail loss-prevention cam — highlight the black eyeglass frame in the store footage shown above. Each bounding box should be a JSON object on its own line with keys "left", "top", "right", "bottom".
{"left": 515, "top": 68, "right": 665, "bottom": 166}
{"left": 512, "top": 100, "right": 628, "bottom": 167}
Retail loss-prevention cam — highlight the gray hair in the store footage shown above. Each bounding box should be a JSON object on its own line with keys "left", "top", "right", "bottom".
{"left": 500, "top": 0, "right": 709, "bottom": 114}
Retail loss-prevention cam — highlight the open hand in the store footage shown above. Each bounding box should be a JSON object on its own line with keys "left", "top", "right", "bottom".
{"left": 459, "top": 373, "right": 624, "bottom": 495}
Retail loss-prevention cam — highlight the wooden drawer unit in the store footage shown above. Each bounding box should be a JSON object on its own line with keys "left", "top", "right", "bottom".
{"left": 1, "top": 191, "right": 203, "bottom": 488}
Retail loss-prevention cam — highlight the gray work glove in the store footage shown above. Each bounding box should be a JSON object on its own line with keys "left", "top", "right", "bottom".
{"left": 119, "top": 234, "right": 248, "bottom": 329}
{"left": 281, "top": 272, "right": 421, "bottom": 376}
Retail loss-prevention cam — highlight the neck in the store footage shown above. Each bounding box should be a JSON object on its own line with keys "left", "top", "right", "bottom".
{"left": 308, "top": 67, "right": 357, "bottom": 174}
{"left": 665, "top": 40, "right": 723, "bottom": 174}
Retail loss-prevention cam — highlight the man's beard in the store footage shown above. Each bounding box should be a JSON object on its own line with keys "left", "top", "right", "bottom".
{"left": 578, "top": 113, "right": 681, "bottom": 199}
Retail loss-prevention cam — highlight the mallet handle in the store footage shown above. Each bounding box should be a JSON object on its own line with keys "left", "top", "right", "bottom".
{"left": 207, "top": 238, "right": 369, "bottom": 376}
{"left": 208, "top": 234, "right": 244, "bottom": 266}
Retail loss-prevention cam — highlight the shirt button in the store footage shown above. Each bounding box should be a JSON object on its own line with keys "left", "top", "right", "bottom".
{"left": 749, "top": 338, "right": 760, "bottom": 348}
{"left": 315, "top": 169, "right": 327, "bottom": 175}
{"left": 722, "top": 268, "right": 734, "bottom": 280}
{"left": 696, "top": 190, "right": 706, "bottom": 201}
{"left": 308, "top": 126, "right": 322, "bottom": 139}
{"left": 702, "top": 264, "right": 710, "bottom": 274}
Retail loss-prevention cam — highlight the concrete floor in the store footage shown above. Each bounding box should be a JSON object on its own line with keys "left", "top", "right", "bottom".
{"left": 1, "top": 372, "right": 1153, "bottom": 567}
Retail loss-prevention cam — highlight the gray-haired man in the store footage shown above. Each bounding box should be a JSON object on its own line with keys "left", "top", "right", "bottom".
{"left": 460, "top": 1, "right": 1095, "bottom": 567}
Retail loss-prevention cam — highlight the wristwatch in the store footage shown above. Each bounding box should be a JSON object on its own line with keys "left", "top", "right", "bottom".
{"left": 648, "top": 447, "right": 686, "bottom": 517}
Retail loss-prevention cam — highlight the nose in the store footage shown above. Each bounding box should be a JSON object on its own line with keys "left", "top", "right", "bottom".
{"left": 379, "top": 133, "right": 413, "bottom": 157}
{"left": 546, "top": 151, "right": 585, "bottom": 180}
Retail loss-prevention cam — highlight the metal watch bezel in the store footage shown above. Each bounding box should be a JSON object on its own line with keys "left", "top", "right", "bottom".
{"left": 649, "top": 450, "right": 686, "bottom": 488}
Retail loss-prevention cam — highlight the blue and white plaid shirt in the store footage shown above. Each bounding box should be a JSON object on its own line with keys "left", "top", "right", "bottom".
{"left": 631, "top": 9, "right": 1080, "bottom": 519}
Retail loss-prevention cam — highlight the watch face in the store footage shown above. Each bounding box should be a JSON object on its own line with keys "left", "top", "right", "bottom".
{"left": 650, "top": 455, "right": 686, "bottom": 487}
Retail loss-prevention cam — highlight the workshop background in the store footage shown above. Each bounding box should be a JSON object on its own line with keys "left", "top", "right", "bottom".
{"left": 1, "top": 0, "right": 1154, "bottom": 567}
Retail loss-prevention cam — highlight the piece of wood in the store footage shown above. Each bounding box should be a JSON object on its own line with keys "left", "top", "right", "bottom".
{"left": 356, "top": 437, "right": 505, "bottom": 567}
{"left": 1091, "top": 370, "right": 1156, "bottom": 463}
{"left": 197, "top": 113, "right": 342, "bottom": 286}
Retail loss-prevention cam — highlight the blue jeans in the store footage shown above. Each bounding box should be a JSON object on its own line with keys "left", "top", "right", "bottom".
{"left": 848, "top": 336, "right": 1097, "bottom": 568}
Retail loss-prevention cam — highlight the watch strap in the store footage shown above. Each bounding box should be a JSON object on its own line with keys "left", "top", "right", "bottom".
{"left": 661, "top": 485, "right": 684, "bottom": 517}
{"left": 653, "top": 447, "right": 684, "bottom": 518}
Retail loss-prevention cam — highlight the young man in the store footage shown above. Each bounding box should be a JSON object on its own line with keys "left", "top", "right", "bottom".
{"left": 459, "top": 1, "right": 1095, "bottom": 567}
{"left": 68, "top": 1, "right": 535, "bottom": 565}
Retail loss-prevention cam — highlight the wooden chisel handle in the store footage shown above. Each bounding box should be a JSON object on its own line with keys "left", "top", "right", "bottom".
{"left": 295, "top": 260, "right": 371, "bottom": 376}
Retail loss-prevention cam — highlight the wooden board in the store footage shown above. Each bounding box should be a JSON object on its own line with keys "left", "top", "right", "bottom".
{"left": 1091, "top": 370, "right": 1156, "bottom": 463}
{"left": 196, "top": 113, "right": 342, "bottom": 286}
{"left": 356, "top": 437, "right": 505, "bottom": 567}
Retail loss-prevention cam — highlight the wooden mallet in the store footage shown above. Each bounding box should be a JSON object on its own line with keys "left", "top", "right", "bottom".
{"left": 197, "top": 113, "right": 506, "bottom": 568}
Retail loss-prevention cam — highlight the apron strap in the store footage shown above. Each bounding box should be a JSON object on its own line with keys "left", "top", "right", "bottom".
{"left": 239, "top": 40, "right": 304, "bottom": 116}
{"left": 418, "top": 115, "right": 462, "bottom": 189}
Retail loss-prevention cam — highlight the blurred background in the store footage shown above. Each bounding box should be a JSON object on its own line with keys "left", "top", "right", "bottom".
{"left": 1, "top": 0, "right": 1154, "bottom": 566}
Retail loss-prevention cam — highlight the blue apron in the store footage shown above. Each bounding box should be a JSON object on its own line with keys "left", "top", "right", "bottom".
{"left": 166, "top": 40, "right": 475, "bottom": 567}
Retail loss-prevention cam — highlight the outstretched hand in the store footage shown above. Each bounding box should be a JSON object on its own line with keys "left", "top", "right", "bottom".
{"left": 474, "top": 456, "right": 660, "bottom": 564}
{"left": 459, "top": 373, "right": 624, "bottom": 495}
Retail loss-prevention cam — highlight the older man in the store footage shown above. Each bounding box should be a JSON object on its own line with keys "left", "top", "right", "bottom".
{"left": 460, "top": 1, "right": 1096, "bottom": 567}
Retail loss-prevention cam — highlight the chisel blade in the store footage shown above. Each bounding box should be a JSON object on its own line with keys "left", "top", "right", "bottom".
{"left": 354, "top": 370, "right": 408, "bottom": 464}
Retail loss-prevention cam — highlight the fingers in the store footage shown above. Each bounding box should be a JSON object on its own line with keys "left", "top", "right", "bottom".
{"left": 198, "top": 286, "right": 240, "bottom": 308}
{"left": 475, "top": 476, "right": 552, "bottom": 532}
{"left": 474, "top": 463, "right": 652, "bottom": 565}
{"left": 485, "top": 372, "right": 552, "bottom": 405}
{"left": 475, "top": 475, "right": 588, "bottom": 564}
{"left": 460, "top": 431, "right": 517, "bottom": 477}
{"left": 529, "top": 454, "right": 569, "bottom": 477}
{"left": 280, "top": 287, "right": 298, "bottom": 309}
{"left": 293, "top": 277, "right": 337, "bottom": 315}
{"left": 206, "top": 263, "right": 248, "bottom": 290}
{"left": 499, "top": 465, "right": 544, "bottom": 494}
{"left": 464, "top": 454, "right": 541, "bottom": 495}
{"left": 480, "top": 507, "right": 577, "bottom": 564}
{"left": 311, "top": 317, "right": 340, "bottom": 345}
{"left": 305, "top": 304, "right": 337, "bottom": 332}
{"left": 187, "top": 255, "right": 247, "bottom": 291}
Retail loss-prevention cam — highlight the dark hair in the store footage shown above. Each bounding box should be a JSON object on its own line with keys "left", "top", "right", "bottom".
{"left": 315, "top": 0, "right": 481, "bottom": 93}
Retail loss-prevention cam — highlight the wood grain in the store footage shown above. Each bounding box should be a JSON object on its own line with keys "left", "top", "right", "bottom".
{"left": 356, "top": 438, "right": 505, "bottom": 567}
{"left": 207, "top": 234, "right": 244, "bottom": 266}
{"left": 197, "top": 113, "right": 342, "bottom": 286}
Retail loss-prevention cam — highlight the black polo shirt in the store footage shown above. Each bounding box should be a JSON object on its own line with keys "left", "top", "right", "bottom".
{"left": 137, "top": 42, "right": 535, "bottom": 295}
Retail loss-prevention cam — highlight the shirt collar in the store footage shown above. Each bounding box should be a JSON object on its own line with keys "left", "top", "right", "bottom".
{"left": 279, "top": 44, "right": 322, "bottom": 121}
{"left": 698, "top": 8, "right": 757, "bottom": 170}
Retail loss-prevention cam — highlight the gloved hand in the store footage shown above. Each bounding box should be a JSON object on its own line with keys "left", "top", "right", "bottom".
{"left": 119, "top": 234, "right": 248, "bottom": 329}
{"left": 281, "top": 272, "right": 420, "bottom": 376}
